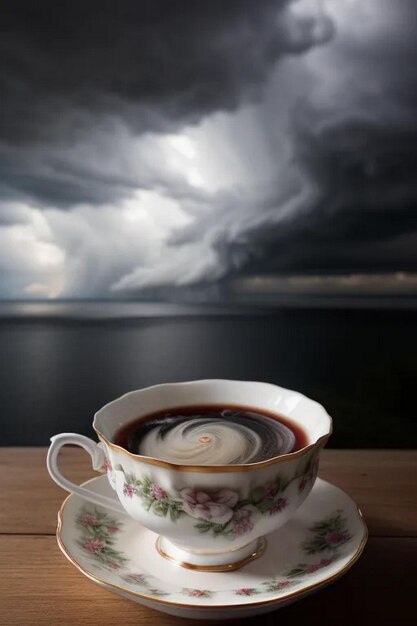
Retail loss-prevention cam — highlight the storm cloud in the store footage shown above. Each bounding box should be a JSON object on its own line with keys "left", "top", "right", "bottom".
{"left": 0, "top": 0, "right": 333, "bottom": 133}
{"left": 0, "top": 0, "right": 416, "bottom": 298}
{"left": 0, "top": 0, "right": 334, "bottom": 208}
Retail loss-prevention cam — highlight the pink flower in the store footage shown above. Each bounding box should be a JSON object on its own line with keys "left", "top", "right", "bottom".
{"left": 123, "top": 482, "right": 137, "bottom": 498}
{"left": 298, "top": 478, "right": 307, "bottom": 493}
{"left": 263, "top": 482, "right": 275, "bottom": 497}
{"left": 149, "top": 483, "right": 168, "bottom": 501}
{"left": 270, "top": 580, "right": 291, "bottom": 591}
{"left": 235, "top": 588, "right": 255, "bottom": 596}
{"left": 307, "top": 563, "right": 320, "bottom": 573}
{"left": 82, "top": 514, "right": 97, "bottom": 526}
{"left": 180, "top": 488, "right": 239, "bottom": 525}
{"left": 125, "top": 574, "right": 146, "bottom": 585}
{"left": 306, "top": 558, "right": 333, "bottom": 574}
{"left": 84, "top": 538, "right": 105, "bottom": 554}
{"left": 232, "top": 508, "right": 254, "bottom": 537}
{"left": 108, "top": 562, "right": 120, "bottom": 570}
{"left": 186, "top": 589, "right": 209, "bottom": 598}
{"left": 269, "top": 497, "right": 288, "bottom": 515}
{"left": 106, "top": 525, "right": 118, "bottom": 534}
{"left": 326, "top": 530, "right": 350, "bottom": 546}
{"left": 102, "top": 457, "right": 112, "bottom": 472}
{"left": 299, "top": 458, "right": 319, "bottom": 492}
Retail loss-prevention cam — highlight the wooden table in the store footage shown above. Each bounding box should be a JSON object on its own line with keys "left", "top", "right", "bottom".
{"left": 1, "top": 449, "right": 416, "bottom": 625}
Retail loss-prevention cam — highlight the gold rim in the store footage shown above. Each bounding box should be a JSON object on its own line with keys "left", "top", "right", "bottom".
{"left": 94, "top": 427, "right": 331, "bottom": 473}
{"left": 56, "top": 476, "right": 368, "bottom": 610}
{"left": 155, "top": 536, "right": 267, "bottom": 572}
{"left": 92, "top": 380, "right": 333, "bottom": 473}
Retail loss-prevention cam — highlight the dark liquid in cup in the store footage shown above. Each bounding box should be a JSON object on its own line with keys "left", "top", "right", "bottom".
{"left": 114, "top": 405, "right": 308, "bottom": 465}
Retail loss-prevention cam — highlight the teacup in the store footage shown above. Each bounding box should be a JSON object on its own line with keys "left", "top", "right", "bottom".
{"left": 47, "top": 379, "right": 332, "bottom": 571}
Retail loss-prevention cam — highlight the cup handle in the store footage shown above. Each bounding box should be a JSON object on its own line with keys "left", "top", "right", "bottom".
{"left": 47, "top": 433, "right": 126, "bottom": 515}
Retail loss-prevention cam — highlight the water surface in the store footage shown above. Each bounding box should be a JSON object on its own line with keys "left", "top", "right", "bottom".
{"left": 0, "top": 302, "right": 416, "bottom": 447}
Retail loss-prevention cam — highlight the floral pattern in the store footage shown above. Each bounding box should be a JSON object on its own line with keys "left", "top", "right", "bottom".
{"left": 302, "top": 509, "right": 352, "bottom": 554}
{"left": 298, "top": 455, "right": 319, "bottom": 493}
{"left": 117, "top": 456, "right": 317, "bottom": 539}
{"left": 76, "top": 507, "right": 128, "bottom": 571}
{"left": 262, "top": 579, "right": 297, "bottom": 592}
{"left": 74, "top": 505, "right": 355, "bottom": 599}
{"left": 121, "top": 573, "right": 169, "bottom": 596}
{"left": 235, "top": 579, "right": 298, "bottom": 595}
{"left": 181, "top": 487, "right": 238, "bottom": 524}
{"left": 101, "top": 456, "right": 112, "bottom": 473}
{"left": 286, "top": 557, "right": 335, "bottom": 578}
{"left": 183, "top": 588, "right": 213, "bottom": 598}
{"left": 235, "top": 587, "right": 261, "bottom": 596}
{"left": 122, "top": 472, "right": 183, "bottom": 521}
{"left": 286, "top": 510, "right": 352, "bottom": 577}
{"left": 231, "top": 508, "right": 254, "bottom": 537}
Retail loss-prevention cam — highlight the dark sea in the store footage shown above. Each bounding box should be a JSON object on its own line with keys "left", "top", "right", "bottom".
{"left": 1, "top": 300, "right": 416, "bottom": 448}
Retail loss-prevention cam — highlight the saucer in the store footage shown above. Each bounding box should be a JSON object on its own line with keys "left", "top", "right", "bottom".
{"left": 57, "top": 476, "right": 367, "bottom": 620}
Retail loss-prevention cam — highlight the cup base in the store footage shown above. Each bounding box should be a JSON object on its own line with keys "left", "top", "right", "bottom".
{"left": 155, "top": 535, "right": 267, "bottom": 572}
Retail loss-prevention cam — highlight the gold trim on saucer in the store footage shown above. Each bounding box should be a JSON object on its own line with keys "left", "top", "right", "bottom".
{"left": 154, "top": 536, "right": 266, "bottom": 572}
{"left": 56, "top": 476, "right": 368, "bottom": 611}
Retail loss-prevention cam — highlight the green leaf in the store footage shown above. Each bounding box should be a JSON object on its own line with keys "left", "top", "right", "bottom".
{"left": 274, "top": 476, "right": 290, "bottom": 493}
{"left": 153, "top": 501, "right": 169, "bottom": 517}
{"left": 309, "top": 511, "right": 345, "bottom": 534}
{"left": 194, "top": 522, "right": 212, "bottom": 533}
{"left": 285, "top": 564, "right": 307, "bottom": 578}
{"left": 141, "top": 476, "right": 152, "bottom": 491}
{"left": 256, "top": 498, "right": 274, "bottom": 513}
{"left": 302, "top": 536, "right": 330, "bottom": 554}
{"left": 141, "top": 496, "right": 153, "bottom": 511}
{"left": 148, "top": 588, "right": 169, "bottom": 597}
{"left": 250, "top": 487, "right": 264, "bottom": 505}
{"left": 169, "top": 507, "right": 182, "bottom": 522}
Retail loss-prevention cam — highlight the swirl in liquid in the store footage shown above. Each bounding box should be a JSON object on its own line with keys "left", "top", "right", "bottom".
{"left": 119, "top": 407, "right": 299, "bottom": 465}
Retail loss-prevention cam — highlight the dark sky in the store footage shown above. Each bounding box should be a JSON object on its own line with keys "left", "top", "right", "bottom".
{"left": 0, "top": 0, "right": 416, "bottom": 298}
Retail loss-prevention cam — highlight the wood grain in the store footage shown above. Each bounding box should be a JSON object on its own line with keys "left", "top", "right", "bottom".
{"left": 0, "top": 447, "right": 416, "bottom": 536}
{"left": 0, "top": 447, "right": 94, "bottom": 535}
{"left": 319, "top": 449, "right": 417, "bottom": 538}
{"left": 0, "top": 535, "right": 415, "bottom": 626}
{"left": 1, "top": 448, "right": 415, "bottom": 624}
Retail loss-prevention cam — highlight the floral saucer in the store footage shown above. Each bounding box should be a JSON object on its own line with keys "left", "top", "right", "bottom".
{"left": 57, "top": 476, "right": 367, "bottom": 620}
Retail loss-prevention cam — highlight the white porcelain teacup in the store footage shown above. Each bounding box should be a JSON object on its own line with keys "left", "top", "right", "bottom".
{"left": 47, "top": 380, "right": 332, "bottom": 571}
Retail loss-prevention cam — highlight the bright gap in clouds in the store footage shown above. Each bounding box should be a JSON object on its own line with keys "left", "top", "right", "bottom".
{"left": 2, "top": 103, "right": 289, "bottom": 298}
{"left": 0, "top": 204, "right": 65, "bottom": 299}
{"left": 167, "top": 135, "right": 195, "bottom": 160}
{"left": 163, "top": 111, "right": 279, "bottom": 194}
{"left": 45, "top": 189, "right": 193, "bottom": 298}
{"left": 0, "top": 0, "right": 334, "bottom": 299}
{"left": 165, "top": 134, "right": 204, "bottom": 188}
{"left": 1, "top": 0, "right": 413, "bottom": 299}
